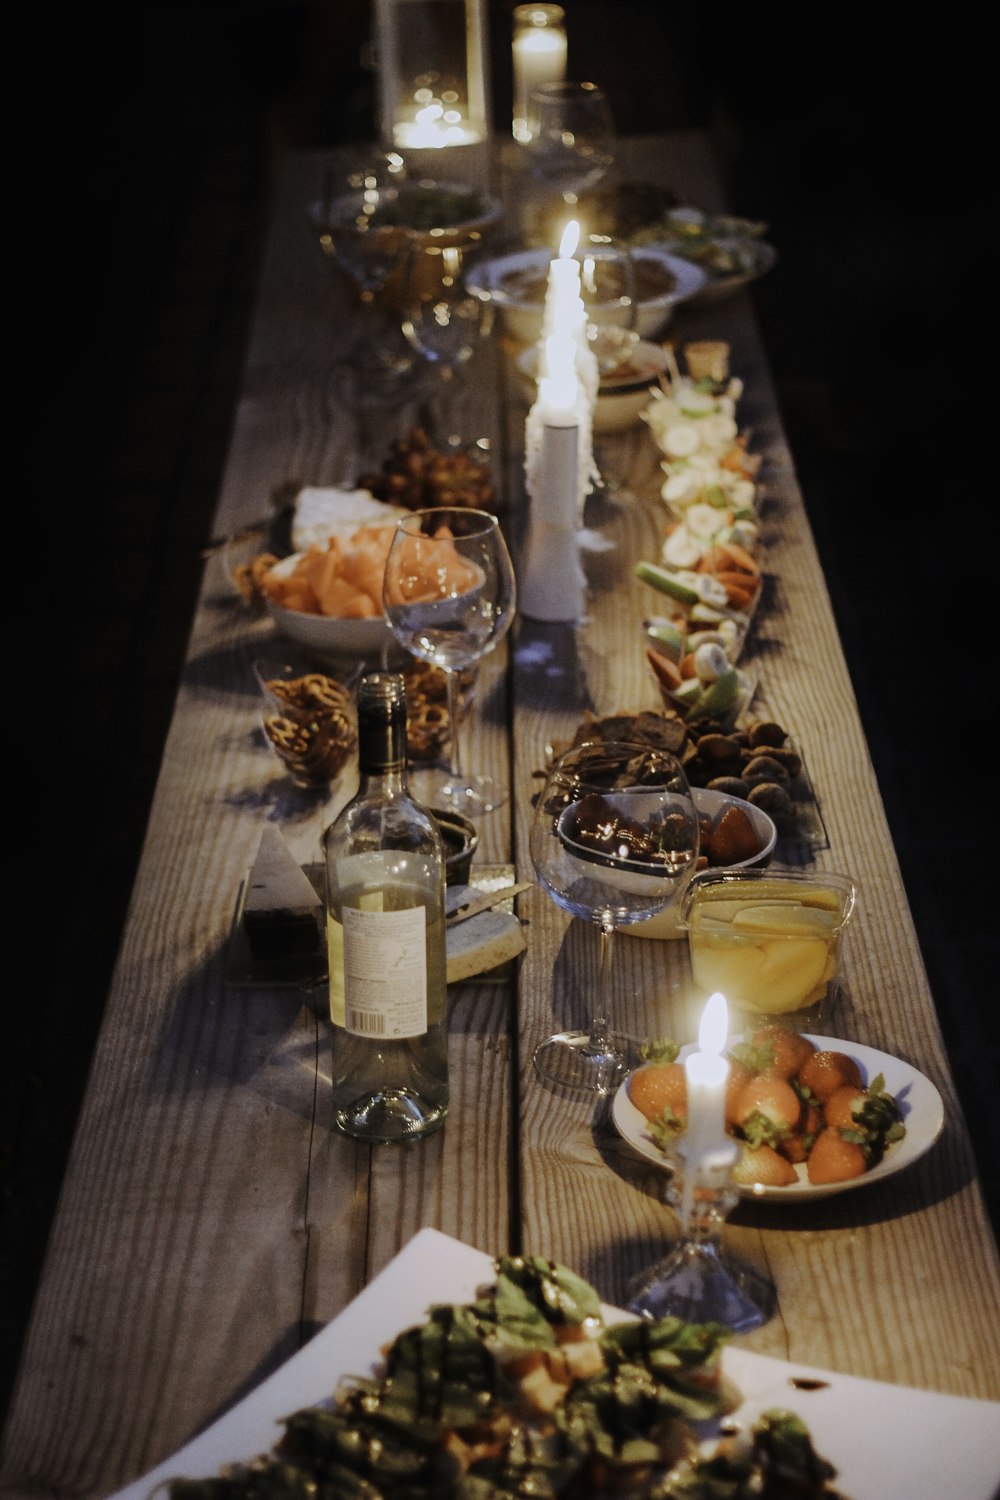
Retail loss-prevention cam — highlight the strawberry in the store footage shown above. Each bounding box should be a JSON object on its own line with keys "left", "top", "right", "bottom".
{"left": 806, "top": 1128, "right": 868, "bottom": 1184}
{"left": 703, "top": 804, "right": 763, "bottom": 865}
{"left": 779, "top": 1102, "right": 822, "bottom": 1164}
{"left": 724, "top": 1058, "right": 755, "bottom": 1127}
{"left": 628, "top": 1062, "right": 687, "bottom": 1126}
{"left": 732, "top": 1075, "right": 802, "bottom": 1144}
{"left": 747, "top": 1026, "right": 818, "bottom": 1080}
{"left": 733, "top": 1143, "right": 799, "bottom": 1188}
{"left": 798, "top": 1049, "right": 863, "bottom": 1104}
{"left": 823, "top": 1084, "right": 866, "bottom": 1132}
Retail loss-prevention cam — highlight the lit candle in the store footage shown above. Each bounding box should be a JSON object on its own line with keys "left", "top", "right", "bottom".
{"left": 520, "top": 226, "right": 590, "bottom": 619}
{"left": 683, "top": 993, "right": 735, "bottom": 1171}
{"left": 512, "top": 6, "right": 567, "bottom": 142}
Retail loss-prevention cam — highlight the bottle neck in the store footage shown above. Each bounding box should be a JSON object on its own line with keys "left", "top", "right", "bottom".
{"left": 356, "top": 711, "right": 408, "bottom": 795}
{"left": 357, "top": 765, "right": 407, "bottom": 799}
{"left": 354, "top": 670, "right": 410, "bottom": 796}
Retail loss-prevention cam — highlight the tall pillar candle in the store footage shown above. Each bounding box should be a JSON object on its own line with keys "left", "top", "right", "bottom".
{"left": 520, "top": 332, "right": 587, "bottom": 620}
{"left": 683, "top": 992, "right": 733, "bottom": 1168}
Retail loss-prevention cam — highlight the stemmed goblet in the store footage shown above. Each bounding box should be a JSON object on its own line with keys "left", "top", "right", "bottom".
{"left": 530, "top": 740, "right": 700, "bottom": 1094}
{"left": 382, "top": 508, "right": 516, "bottom": 817}
{"left": 399, "top": 242, "right": 495, "bottom": 449}
{"left": 579, "top": 234, "right": 639, "bottom": 376}
{"left": 309, "top": 152, "right": 409, "bottom": 305}
{"left": 526, "top": 81, "right": 616, "bottom": 207}
{"left": 308, "top": 152, "right": 416, "bottom": 402}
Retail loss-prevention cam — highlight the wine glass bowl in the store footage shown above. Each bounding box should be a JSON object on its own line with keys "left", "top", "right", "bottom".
{"left": 309, "top": 153, "right": 411, "bottom": 303}
{"left": 578, "top": 235, "right": 640, "bottom": 375}
{"left": 401, "top": 244, "right": 494, "bottom": 375}
{"left": 526, "top": 80, "right": 616, "bottom": 205}
{"left": 382, "top": 507, "right": 516, "bottom": 815}
{"left": 530, "top": 740, "right": 700, "bottom": 1093}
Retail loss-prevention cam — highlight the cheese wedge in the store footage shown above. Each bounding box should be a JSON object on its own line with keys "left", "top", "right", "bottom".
{"left": 243, "top": 826, "right": 322, "bottom": 959}
{"left": 446, "top": 909, "right": 526, "bottom": 984}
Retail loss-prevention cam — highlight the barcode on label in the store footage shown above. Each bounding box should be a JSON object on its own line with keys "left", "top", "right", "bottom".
{"left": 348, "top": 1010, "right": 386, "bottom": 1036}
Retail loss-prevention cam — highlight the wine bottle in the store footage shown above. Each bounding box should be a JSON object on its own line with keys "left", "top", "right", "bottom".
{"left": 323, "top": 671, "right": 448, "bottom": 1142}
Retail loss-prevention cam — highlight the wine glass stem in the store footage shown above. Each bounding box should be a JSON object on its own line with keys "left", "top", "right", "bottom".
{"left": 446, "top": 668, "right": 464, "bottom": 782}
{"left": 588, "top": 918, "right": 616, "bottom": 1054}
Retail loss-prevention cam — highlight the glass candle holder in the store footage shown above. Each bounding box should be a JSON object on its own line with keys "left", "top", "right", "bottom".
{"left": 375, "top": 0, "right": 490, "bottom": 150}
{"left": 512, "top": 4, "right": 567, "bottom": 142}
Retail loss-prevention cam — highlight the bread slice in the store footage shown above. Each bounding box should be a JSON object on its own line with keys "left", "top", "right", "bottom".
{"left": 243, "top": 825, "right": 322, "bottom": 960}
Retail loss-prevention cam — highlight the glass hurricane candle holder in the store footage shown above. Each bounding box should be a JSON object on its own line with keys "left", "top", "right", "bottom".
{"left": 626, "top": 1139, "right": 776, "bottom": 1333}
{"left": 512, "top": 4, "right": 567, "bottom": 142}
{"left": 374, "top": 0, "right": 490, "bottom": 150}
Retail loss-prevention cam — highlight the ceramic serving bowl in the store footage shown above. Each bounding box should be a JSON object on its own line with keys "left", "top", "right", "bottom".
{"left": 468, "top": 245, "right": 706, "bottom": 346}
{"left": 263, "top": 554, "right": 397, "bottom": 664}
{"left": 621, "top": 785, "right": 776, "bottom": 940}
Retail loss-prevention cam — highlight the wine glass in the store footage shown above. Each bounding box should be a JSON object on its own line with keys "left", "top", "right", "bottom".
{"left": 382, "top": 508, "right": 517, "bottom": 816}
{"left": 399, "top": 242, "right": 495, "bottom": 448}
{"left": 579, "top": 235, "right": 639, "bottom": 376}
{"left": 526, "top": 81, "right": 616, "bottom": 206}
{"left": 308, "top": 152, "right": 416, "bottom": 398}
{"left": 530, "top": 740, "right": 700, "bottom": 1094}
{"left": 308, "top": 152, "right": 410, "bottom": 304}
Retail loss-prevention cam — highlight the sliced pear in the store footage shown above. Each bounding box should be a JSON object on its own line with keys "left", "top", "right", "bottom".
{"left": 752, "top": 938, "right": 830, "bottom": 1011}
{"left": 690, "top": 897, "right": 756, "bottom": 923}
{"left": 634, "top": 561, "right": 700, "bottom": 605}
{"left": 690, "top": 944, "right": 768, "bottom": 997}
{"left": 732, "top": 902, "right": 838, "bottom": 934}
{"left": 645, "top": 619, "right": 686, "bottom": 659}
{"left": 686, "top": 666, "right": 741, "bottom": 720}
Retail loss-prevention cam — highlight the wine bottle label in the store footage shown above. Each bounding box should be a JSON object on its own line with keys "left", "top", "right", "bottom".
{"left": 341, "top": 904, "right": 428, "bottom": 1038}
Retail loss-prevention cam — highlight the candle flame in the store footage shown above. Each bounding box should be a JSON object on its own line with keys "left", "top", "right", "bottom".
{"left": 558, "top": 220, "right": 580, "bottom": 259}
{"left": 698, "top": 992, "right": 728, "bottom": 1057}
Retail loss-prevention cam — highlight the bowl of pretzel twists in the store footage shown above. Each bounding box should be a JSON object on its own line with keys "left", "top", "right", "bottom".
{"left": 254, "top": 654, "right": 461, "bottom": 789}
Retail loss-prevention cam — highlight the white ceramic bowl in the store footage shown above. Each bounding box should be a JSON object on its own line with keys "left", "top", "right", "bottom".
{"left": 621, "top": 785, "right": 776, "bottom": 940}
{"left": 516, "top": 338, "right": 669, "bottom": 434}
{"left": 468, "top": 246, "right": 706, "bottom": 346}
{"left": 263, "top": 553, "right": 395, "bottom": 664}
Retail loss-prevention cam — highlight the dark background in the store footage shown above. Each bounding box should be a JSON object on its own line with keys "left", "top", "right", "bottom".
{"left": 9, "top": 1, "right": 997, "bottom": 1419}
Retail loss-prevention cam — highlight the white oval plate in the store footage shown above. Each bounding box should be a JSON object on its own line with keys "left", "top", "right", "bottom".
{"left": 612, "top": 1035, "right": 945, "bottom": 1202}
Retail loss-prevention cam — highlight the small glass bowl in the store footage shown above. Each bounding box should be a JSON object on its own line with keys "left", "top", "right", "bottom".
{"left": 428, "top": 807, "right": 479, "bottom": 885}
{"left": 680, "top": 867, "right": 856, "bottom": 1024}
{"left": 254, "top": 655, "right": 357, "bottom": 789}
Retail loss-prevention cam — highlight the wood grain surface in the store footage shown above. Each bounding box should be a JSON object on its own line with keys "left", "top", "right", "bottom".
{"left": 4, "top": 132, "right": 998, "bottom": 1500}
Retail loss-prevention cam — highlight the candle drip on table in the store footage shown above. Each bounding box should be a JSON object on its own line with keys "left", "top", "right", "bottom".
{"left": 626, "top": 993, "right": 777, "bottom": 1333}
{"left": 520, "top": 221, "right": 600, "bottom": 621}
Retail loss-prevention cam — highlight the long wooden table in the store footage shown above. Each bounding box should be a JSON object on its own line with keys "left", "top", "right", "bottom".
{"left": 5, "top": 131, "right": 999, "bottom": 1498}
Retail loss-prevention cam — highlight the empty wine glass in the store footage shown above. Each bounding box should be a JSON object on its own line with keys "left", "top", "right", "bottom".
{"left": 382, "top": 508, "right": 516, "bottom": 817}
{"left": 530, "top": 741, "right": 700, "bottom": 1094}
{"left": 400, "top": 242, "right": 495, "bottom": 447}
{"left": 526, "top": 81, "right": 616, "bottom": 206}
{"left": 579, "top": 235, "right": 639, "bottom": 376}
{"left": 308, "top": 152, "right": 410, "bottom": 304}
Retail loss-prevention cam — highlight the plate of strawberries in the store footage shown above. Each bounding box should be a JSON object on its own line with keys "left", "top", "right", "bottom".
{"left": 612, "top": 1026, "right": 945, "bottom": 1201}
